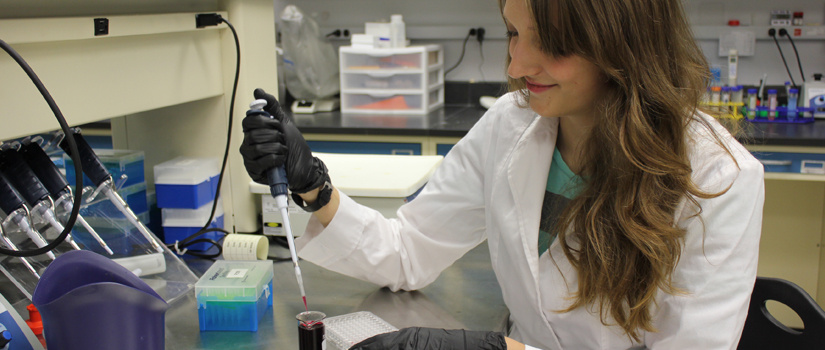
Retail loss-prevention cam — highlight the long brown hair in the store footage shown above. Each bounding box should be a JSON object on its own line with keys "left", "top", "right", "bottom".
{"left": 500, "top": 0, "right": 733, "bottom": 341}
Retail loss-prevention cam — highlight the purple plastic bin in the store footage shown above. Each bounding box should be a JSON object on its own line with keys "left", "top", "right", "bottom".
{"left": 32, "top": 250, "right": 168, "bottom": 350}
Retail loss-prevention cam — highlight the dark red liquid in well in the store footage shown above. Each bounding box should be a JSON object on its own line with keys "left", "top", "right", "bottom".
{"left": 298, "top": 321, "right": 324, "bottom": 350}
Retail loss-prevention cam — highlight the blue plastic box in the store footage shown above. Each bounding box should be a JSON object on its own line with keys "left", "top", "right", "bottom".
{"left": 196, "top": 260, "right": 274, "bottom": 332}
{"left": 154, "top": 157, "right": 220, "bottom": 209}
{"left": 161, "top": 199, "right": 224, "bottom": 251}
{"left": 64, "top": 149, "right": 145, "bottom": 188}
{"left": 163, "top": 216, "right": 224, "bottom": 252}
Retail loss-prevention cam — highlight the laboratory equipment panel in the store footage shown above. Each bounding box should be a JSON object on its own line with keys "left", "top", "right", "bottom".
{"left": 340, "top": 45, "right": 444, "bottom": 114}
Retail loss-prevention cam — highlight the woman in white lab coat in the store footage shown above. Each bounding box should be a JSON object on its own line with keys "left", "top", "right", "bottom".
{"left": 240, "top": 0, "right": 765, "bottom": 348}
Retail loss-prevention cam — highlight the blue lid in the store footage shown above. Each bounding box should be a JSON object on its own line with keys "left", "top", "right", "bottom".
{"left": 768, "top": 89, "right": 777, "bottom": 94}
{"left": 747, "top": 88, "right": 758, "bottom": 93}
{"left": 789, "top": 88, "right": 799, "bottom": 93}
{"left": 732, "top": 86, "right": 742, "bottom": 91}
{"left": 722, "top": 86, "right": 730, "bottom": 91}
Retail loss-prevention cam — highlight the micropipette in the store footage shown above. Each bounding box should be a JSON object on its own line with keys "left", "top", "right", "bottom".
{"left": 0, "top": 172, "right": 55, "bottom": 260}
{"left": 19, "top": 140, "right": 113, "bottom": 255}
{"left": 0, "top": 220, "right": 40, "bottom": 278}
{"left": 58, "top": 129, "right": 164, "bottom": 254}
{"left": 0, "top": 147, "right": 82, "bottom": 251}
{"left": 247, "top": 99, "right": 308, "bottom": 310}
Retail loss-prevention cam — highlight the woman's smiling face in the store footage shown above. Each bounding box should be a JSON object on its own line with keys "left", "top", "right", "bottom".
{"left": 503, "top": 0, "right": 607, "bottom": 120}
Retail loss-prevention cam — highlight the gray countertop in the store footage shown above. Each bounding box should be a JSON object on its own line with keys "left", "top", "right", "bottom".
{"left": 0, "top": 241, "right": 507, "bottom": 349}
{"left": 291, "top": 105, "right": 825, "bottom": 148}
{"left": 165, "top": 241, "right": 508, "bottom": 349}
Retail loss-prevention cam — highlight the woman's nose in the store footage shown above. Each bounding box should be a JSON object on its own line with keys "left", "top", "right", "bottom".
{"left": 507, "top": 41, "right": 542, "bottom": 79}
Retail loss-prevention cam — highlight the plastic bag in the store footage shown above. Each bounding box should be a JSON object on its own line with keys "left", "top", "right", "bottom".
{"left": 279, "top": 5, "right": 340, "bottom": 101}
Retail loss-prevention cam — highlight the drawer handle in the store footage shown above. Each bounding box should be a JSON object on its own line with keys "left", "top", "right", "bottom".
{"left": 367, "top": 92, "right": 396, "bottom": 98}
{"left": 366, "top": 53, "right": 393, "bottom": 57}
{"left": 759, "top": 160, "right": 792, "bottom": 166}
{"left": 391, "top": 149, "right": 414, "bottom": 155}
{"left": 366, "top": 71, "right": 396, "bottom": 78}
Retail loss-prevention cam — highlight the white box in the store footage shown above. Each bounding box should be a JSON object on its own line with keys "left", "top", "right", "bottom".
{"left": 250, "top": 153, "right": 444, "bottom": 236}
{"left": 339, "top": 45, "right": 444, "bottom": 114}
{"left": 365, "top": 22, "right": 391, "bottom": 48}
{"left": 351, "top": 34, "right": 379, "bottom": 48}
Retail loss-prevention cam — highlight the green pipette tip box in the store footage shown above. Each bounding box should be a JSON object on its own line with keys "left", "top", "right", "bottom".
{"left": 195, "top": 260, "right": 274, "bottom": 331}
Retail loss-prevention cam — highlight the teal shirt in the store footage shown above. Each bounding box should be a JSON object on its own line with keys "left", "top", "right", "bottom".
{"left": 538, "top": 148, "right": 583, "bottom": 256}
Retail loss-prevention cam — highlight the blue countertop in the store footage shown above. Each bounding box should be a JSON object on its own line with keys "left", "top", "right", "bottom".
{"left": 291, "top": 106, "right": 825, "bottom": 148}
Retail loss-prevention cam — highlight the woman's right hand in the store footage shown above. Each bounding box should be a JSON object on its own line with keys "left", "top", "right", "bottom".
{"left": 239, "top": 88, "right": 329, "bottom": 194}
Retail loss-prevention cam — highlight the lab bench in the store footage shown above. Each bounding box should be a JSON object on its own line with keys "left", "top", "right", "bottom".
{"left": 162, "top": 242, "right": 507, "bottom": 349}
{"left": 291, "top": 105, "right": 480, "bottom": 156}
{"left": 292, "top": 107, "right": 825, "bottom": 327}
{"left": 0, "top": 241, "right": 505, "bottom": 349}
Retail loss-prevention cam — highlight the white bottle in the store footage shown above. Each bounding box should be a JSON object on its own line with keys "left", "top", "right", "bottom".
{"left": 390, "top": 14, "right": 406, "bottom": 48}
{"left": 728, "top": 49, "right": 738, "bottom": 87}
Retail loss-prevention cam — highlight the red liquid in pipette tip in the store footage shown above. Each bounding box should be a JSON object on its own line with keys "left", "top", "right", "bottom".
{"left": 303, "top": 296, "right": 308, "bottom": 311}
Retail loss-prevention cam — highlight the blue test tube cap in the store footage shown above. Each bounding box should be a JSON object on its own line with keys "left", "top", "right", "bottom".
{"left": 767, "top": 89, "right": 777, "bottom": 94}
{"left": 721, "top": 86, "right": 730, "bottom": 92}
{"left": 747, "top": 88, "right": 758, "bottom": 94}
{"left": 732, "top": 86, "right": 741, "bottom": 92}
{"left": 789, "top": 88, "right": 799, "bottom": 94}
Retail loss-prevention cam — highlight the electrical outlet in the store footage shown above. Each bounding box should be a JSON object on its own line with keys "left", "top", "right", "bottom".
{"left": 326, "top": 28, "right": 351, "bottom": 39}
{"left": 476, "top": 27, "right": 486, "bottom": 43}
{"left": 94, "top": 18, "right": 109, "bottom": 36}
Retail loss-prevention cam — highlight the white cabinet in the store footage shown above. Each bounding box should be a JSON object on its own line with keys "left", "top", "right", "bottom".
{"left": 339, "top": 45, "right": 444, "bottom": 114}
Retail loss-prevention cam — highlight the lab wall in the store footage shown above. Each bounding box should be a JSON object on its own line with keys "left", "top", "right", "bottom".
{"left": 274, "top": 0, "right": 825, "bottom": 86}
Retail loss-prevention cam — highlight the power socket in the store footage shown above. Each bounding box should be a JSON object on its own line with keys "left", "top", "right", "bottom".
{"left": 326, "top": 28, "right": 351, "bottom": 39}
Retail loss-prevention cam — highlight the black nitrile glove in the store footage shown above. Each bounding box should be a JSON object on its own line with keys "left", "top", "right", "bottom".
{"left": 239, "top": 88, "right": 329, "bottom": 193}
{"left": 349, "top": 327, "right": 507, "bottom": 350}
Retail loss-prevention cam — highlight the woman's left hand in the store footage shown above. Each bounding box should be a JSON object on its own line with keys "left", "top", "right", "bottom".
{"left": 349, "top": 327, "right": 508, "bottom": 349}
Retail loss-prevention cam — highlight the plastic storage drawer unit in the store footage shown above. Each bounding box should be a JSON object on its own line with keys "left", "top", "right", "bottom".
{"left": 340, "top": 45, "right": 444, "bottom": 114}
{"left": 196, "top": 260, "right": 273, "bottom": 332}
{"left": 154, "top": 157, "right": 220, "bottom": 209}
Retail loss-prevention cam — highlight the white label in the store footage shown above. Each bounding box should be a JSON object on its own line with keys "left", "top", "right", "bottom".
{"left": 262, "top": 195, "right": 279, "bottom": 213}
{"left": 801, "top": 161, "right": 825, "bottom": 175}
{"left": 227, "top": 268, "right": 248, "bottom": 278}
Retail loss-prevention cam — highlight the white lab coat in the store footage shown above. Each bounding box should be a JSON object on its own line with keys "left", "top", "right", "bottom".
{"left": 296, "top": 92, "right": 765, "bottom": 349}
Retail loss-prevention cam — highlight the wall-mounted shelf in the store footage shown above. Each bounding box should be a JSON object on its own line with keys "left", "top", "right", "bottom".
{"left": 0, "top": 12, "right": 226, "bottom": 45}
{"left": 0, "top": 0, "right": 280, "bottom": 234}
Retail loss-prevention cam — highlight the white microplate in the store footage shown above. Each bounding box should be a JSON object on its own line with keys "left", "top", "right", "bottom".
{"left": 325, "top": 311, "right": 398, "bottom": 350}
